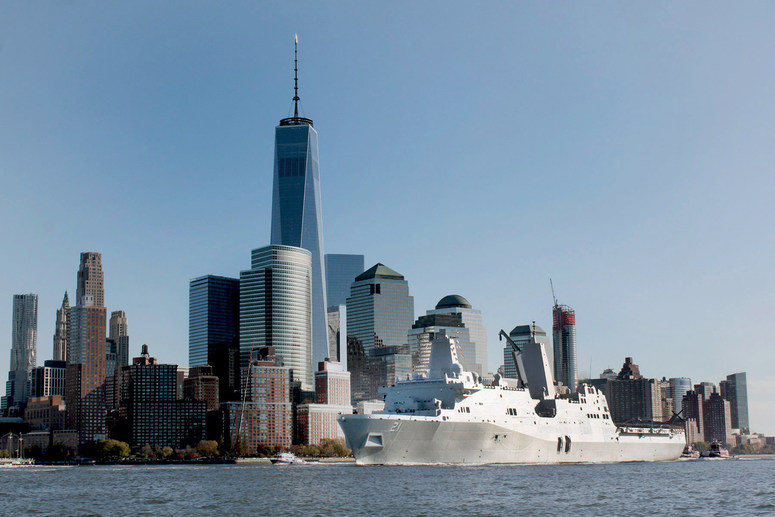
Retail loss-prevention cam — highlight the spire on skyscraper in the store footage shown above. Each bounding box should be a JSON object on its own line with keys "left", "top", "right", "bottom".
{"left": 281, "top": 34, "right": 313, "bottom": 127}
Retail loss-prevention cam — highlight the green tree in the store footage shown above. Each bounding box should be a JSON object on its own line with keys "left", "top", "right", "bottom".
{"left": 90, "top": 439, "right": 130, "bottom": 461}
{"left": 0, "top": 449, "right": 9, "bottom": 458}
{"left": 196, "top": 440, "right": 219, "bottom": 457}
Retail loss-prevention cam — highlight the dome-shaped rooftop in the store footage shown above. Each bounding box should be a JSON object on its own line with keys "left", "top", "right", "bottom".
{"left": 435, "top": 294, "right": 472, "bottom": 310}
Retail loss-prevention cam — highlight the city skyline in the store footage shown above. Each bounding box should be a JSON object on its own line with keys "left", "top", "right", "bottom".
{"left": 0, "top": 3, "right": 773, "bottom": 433}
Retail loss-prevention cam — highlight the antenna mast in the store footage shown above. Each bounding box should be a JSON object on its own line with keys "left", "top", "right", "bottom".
{"left": 293, "top": 34, "right": 300, "bottom": 118}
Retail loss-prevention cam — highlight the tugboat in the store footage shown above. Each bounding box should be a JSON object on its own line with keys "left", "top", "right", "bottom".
{"left": 704, "top": 441, "right": 730, "bottom": 459}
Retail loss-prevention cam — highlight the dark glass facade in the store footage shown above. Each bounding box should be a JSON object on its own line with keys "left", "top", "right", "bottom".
{"left": 325, "top": 254, "right": 364, "bottom": 307}
{"left": 188, "top": 275, "right": 240, "bottom": 367}
{"left": 271, "top": 122, "right": 329, "bottom": 367}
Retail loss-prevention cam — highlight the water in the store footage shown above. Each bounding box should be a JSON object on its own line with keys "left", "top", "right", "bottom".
{"left": 2, "top": 458, "right": 774, "bottom": 516}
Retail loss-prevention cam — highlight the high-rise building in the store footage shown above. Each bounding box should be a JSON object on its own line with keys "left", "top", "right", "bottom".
{"left": 76, "top": 252, "right": 104, "bottom": 307}
{"left": 703, "top": 392, "right": 733, "bottom": 445}
{"left": 325, "top": 254, "right": 365, "bottom": 307}
{"left": 66, "top": 252, "right": 107, "bottom": 446}
{"left": 720, "top": 372, "right": 749, "bottom": 431}
{"left": 668, "top": 377, "right": 692, "bottom": 417}
{"left": 346, "top": 263, "right": 414, "bottom": 402}
{"left": 221, "top": 352, "right": 294, "bottom": 452}
{"left": 66, "top": 304, "right": 107, "bottom": 445}
{"left": 53, "top": 292, "right": 70, "bottom": 362}
{"left": 3, "top": 293, "right": 38, "bottom": 412}
{"left": 504, "top": 324, "right": 550, "bottom": 380}
{"left": 240, "top": 245, "right": 313, "bottom": 390}
{"left": 325, "top": 254, "right": 364, "bottom": 363}
{"left": 552, "top": 304, "right": 577, "bottom": 393}
{"left": 682, "top": 390, "right": 705, "bottom": 444}
{"left": 270, "top": 38, "right": 329, "bottom": 367}
{"left": 109, "top": 310, "right": 130, "bottom": 368}
{"left": 419, "top": 295, "right": 487, "bottom": 376}
{"left": 409, "top": 312, "right": 467, "bottom": 375}
{"left": 188, "top": 276, "right": 240, "bottom": 365}
{"left": 605, "top": 357, "right": 661, "bottom": 424}
{"left": 694, "top": 381, "right": 716, "bottom": 400}
{"left": 118, "top": 345, "right": 206, "bottom": 448}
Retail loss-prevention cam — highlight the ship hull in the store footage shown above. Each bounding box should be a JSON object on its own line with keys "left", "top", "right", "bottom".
{"left": 339, "top": 414, "right": 685, "bottom": 465}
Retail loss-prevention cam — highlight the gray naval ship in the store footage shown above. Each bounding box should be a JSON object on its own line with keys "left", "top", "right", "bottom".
{"left": 338, "top": 329, "right": 685, "bottom": 465}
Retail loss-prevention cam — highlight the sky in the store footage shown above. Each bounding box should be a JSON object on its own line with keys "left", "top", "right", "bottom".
{"left": 1, "top": 2, "right": 773, "bottom": 433}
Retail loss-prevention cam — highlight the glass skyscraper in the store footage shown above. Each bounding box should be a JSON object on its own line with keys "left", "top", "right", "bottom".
{"left": 346, "top": 263, "right": 414, "bottom": 402}
{"left": 240, "top": 245, "right": 313, "bottom": 390}
{"left": 3, "top": 293, "right": 38, "bottom": 411}
{"left": 721, "top": 372, "right": 749, "bottom": 430}
{"left": 188, "top": 275, "right": 240, "bottom": 367}
{"left": 325, "top": 254, "right": 365, "bottom": 307}
{"left": 270, "top": 56, "right": 329, "bottom": 367}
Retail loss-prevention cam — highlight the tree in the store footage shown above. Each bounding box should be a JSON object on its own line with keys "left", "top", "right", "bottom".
{"left": 90, "top": 439, "right": 130, "bottom": 461}
{"left": 44, "top": 444, "right": 76, "bottom": 461}
{"left": 196, "top": 440, "right": 219, "bottom": 458}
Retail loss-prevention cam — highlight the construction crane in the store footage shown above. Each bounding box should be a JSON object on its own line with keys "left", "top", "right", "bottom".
{"left": 550, "top": 278, "right": 558, "bottom": 307}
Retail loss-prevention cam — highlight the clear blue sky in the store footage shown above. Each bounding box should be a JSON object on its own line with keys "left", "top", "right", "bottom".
{"left": 1, "top": 2, "right": 773, "bottom": 433}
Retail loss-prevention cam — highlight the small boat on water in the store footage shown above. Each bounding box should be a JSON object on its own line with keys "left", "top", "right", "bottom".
{"left": 702, "top": 442, "right": 730, "bottom": 459}
{"left": 270, "top": 452, "right": 305, "bottom": 465}
{"left": 681, "top": 444, "right": 700, "bottom": 459}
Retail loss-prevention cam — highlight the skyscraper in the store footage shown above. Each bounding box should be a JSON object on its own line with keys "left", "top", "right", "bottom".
{"left": 503, "top": 324, "right": 550, "bottom": 380}
{"left": 668, "top": 377, "right": 692, "bottom": 417}
{"left": 552, "top": 304, "right": 577, "bottom": 393}
{"left": 325, "top": 254, "right": 364, "bottom": 363}
{"left": 66, "top": 252, "right": 107, "bottom": 445}
{"left": 270, "top": 36, "right": 329, "bottom": 367}
{"left": 53, "top": 292, "right": 70, "bottom": 362}
{"left": 240, "top": 245, "right": 313, "bottom": 390}
{"left": 422, "top": 295, "right": 487, "bottom": 376}
{"left": 189, "top": 275, "right": 241, "bottom": 400}
{"left": 76, "top": 252, "right": 104, "bottom": 307}
{"left": 109, "top": 310, "right": 130, "bottom": 368}
{"left": 720, "top": 372, "right": 749, "bottom": 430}
{"left": 346, "top": 263, "right": 414, "bottom": 402}
{"left": 325, "top": 254, "right": 365, "bottom": 307}
{"left": 3, "top": 293, "right": 38, "bottom": 411}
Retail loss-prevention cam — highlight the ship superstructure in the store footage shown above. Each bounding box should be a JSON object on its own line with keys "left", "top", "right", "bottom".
{"left": 338, "top": 330, "right": 685, "bottom": 465}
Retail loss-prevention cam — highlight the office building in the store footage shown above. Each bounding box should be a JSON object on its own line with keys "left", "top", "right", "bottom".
{"left": 409, "top": 312, "right": 467, "bottom": 374}
{"left": 31, "top": 360, "right": 66, "bottom": 398}
{"left": 118, "top": 345, "right": 206, "bottom": 448}
{"left": 3, "top": 293, "right": 38, "bottom": 412}
{"left": 420, "top": 295, "right": 487, "bottom": 376}
{"left": 325, "top": 254, "right": 365, "bottom": 307}
{"left": 189, "top": 275, "right": 241, "bottom": 401}
{"left": 325, "top": 254, "right": 363, "bottom": 362}
{"left": 240, "top": 245, "right": 313, "bottom": 390}
{"left": 720, "top": 372, "right": 749, "bottom": 431}
{"left": 24, "top": 395, "right": 67, "bottom": 431}
{"left": 53, "top": 292, "right": 70, "bottom": 362}
{"left": 668, "top": 377, "right": 692, "bottom": 417}
{"left": 270, "top": 38, "right": 329, "bottom": 367}
{"left": 504, "top": 324, "right": 550, "bottom": 380}
{"left": 682, "top": 390, "right": 705, "bottom": 444}
{"left": 346, "top": 263, "right": 414, "bottom": 402}
{"left": 552, "top": 304, "right": 577, "bottom": 392}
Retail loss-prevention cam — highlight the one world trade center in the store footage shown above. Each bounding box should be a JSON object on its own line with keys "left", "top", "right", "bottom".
{"left": 270, "top": 35, "right": 329, "bottom": 366}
